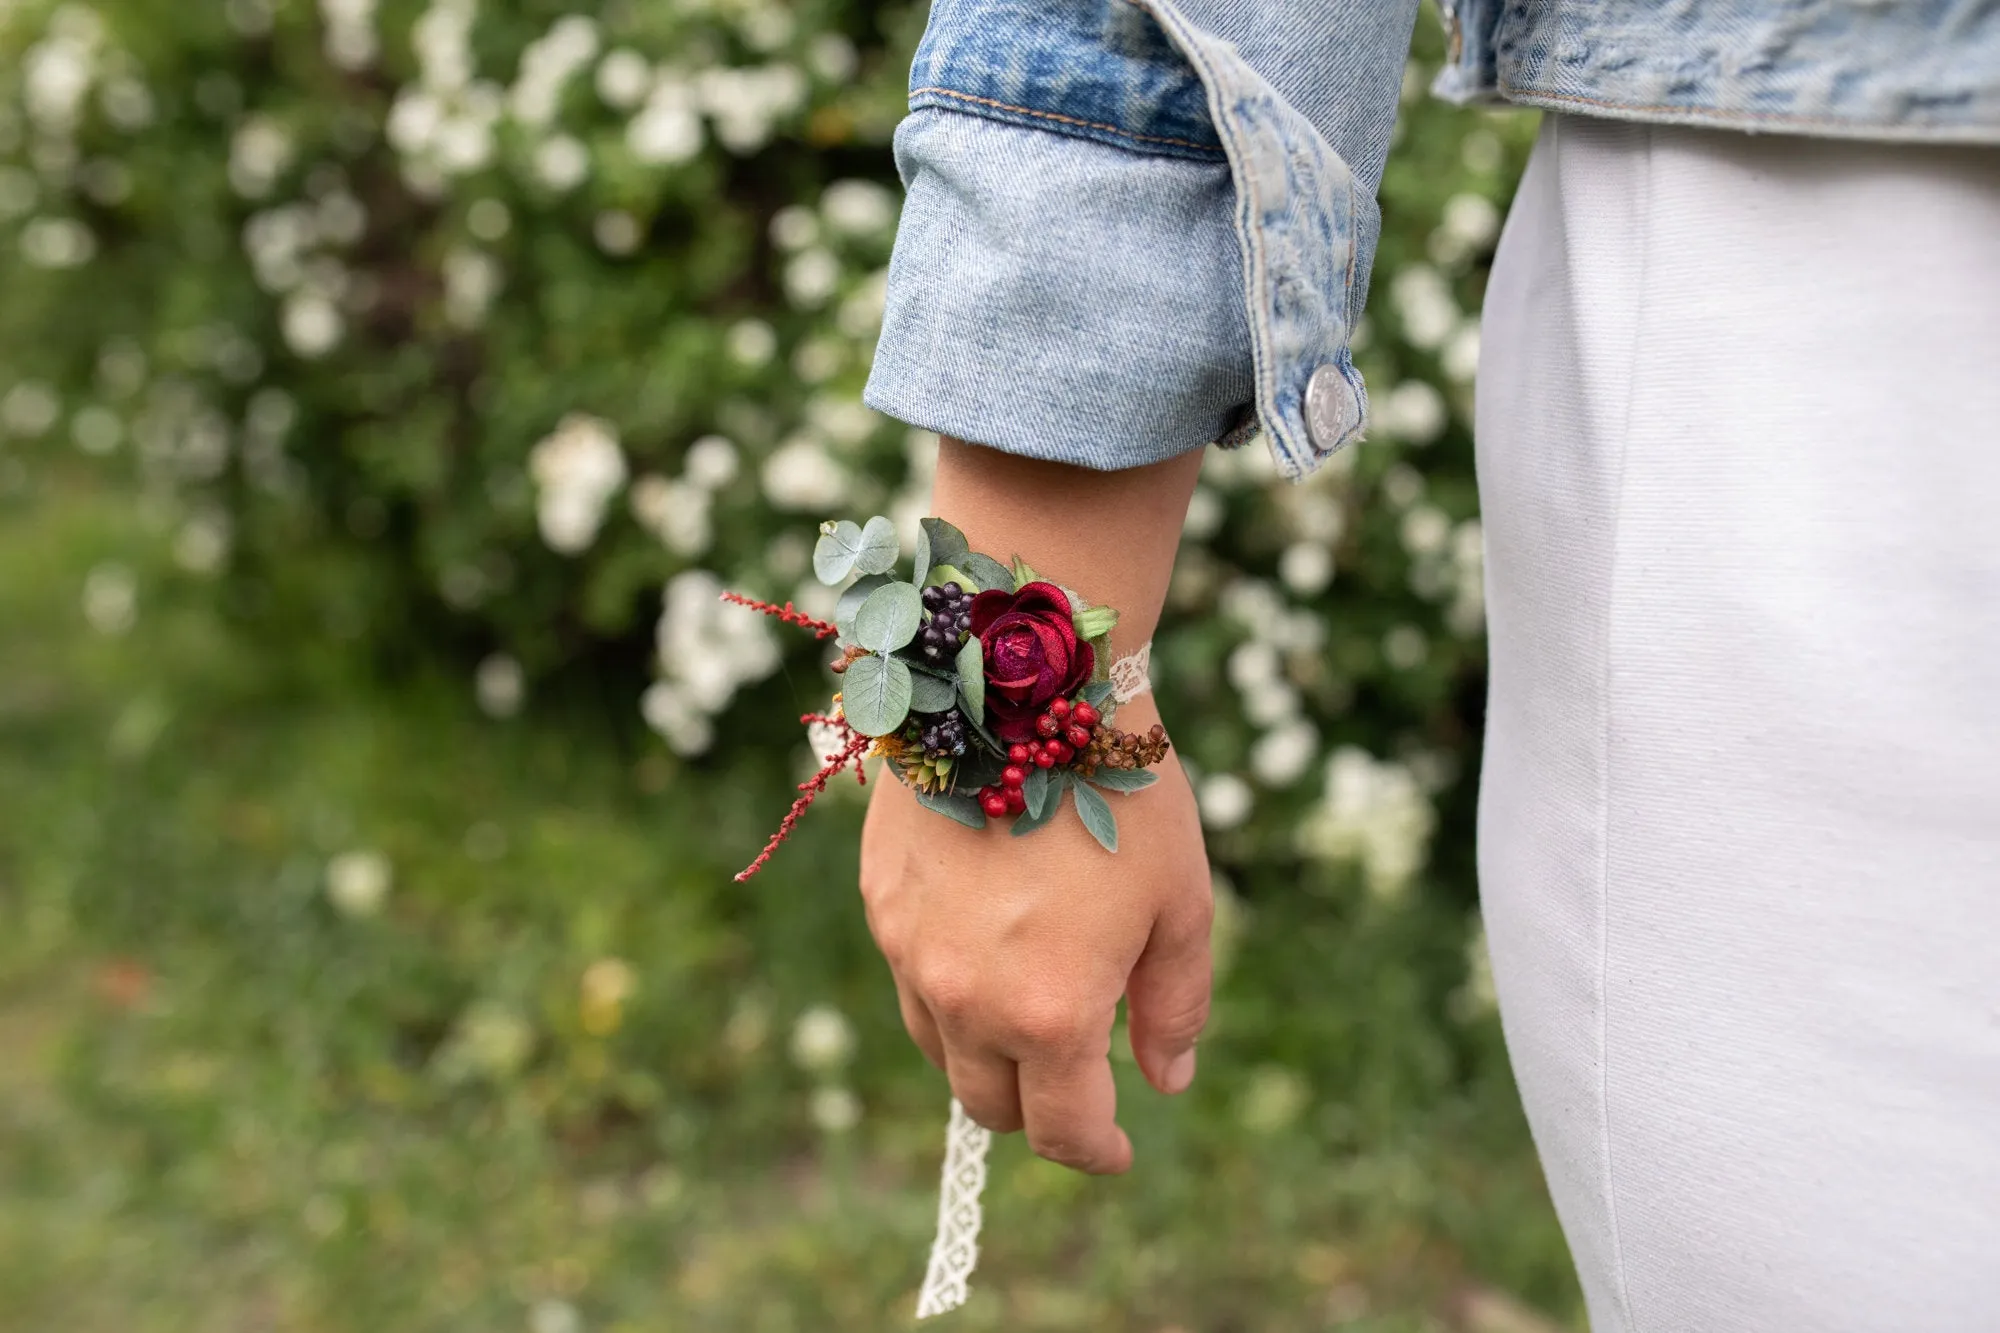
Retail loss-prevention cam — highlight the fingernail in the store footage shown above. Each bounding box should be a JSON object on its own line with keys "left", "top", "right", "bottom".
{"left": 1165, "top": 1047, "right": 1197, "bottom": 1094}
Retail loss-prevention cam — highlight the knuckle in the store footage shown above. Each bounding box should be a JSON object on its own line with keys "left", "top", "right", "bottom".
{"left": 1002, "top": 994, "right": 1090, "bottom": 1052}
{"left": 914, "top": 963, "right": 979, "bottom": 1022}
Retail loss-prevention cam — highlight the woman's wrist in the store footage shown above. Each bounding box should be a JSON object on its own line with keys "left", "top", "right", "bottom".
{"left": 928, "top": 436, "right": 1203, "bottom": 657}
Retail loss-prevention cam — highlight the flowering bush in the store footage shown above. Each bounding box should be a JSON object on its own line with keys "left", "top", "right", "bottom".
{"left": 0, "top": 0, "right": 1529, "bottom": 1039}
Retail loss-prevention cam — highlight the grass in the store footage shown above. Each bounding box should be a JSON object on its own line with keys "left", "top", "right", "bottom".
{"left": 0, "top": 465, "right": 1579, "bottom": 1332}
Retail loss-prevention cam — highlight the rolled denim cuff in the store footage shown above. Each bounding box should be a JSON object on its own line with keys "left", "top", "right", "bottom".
{"left": 864, "top": 108, "right": 1255, "bottom": 471}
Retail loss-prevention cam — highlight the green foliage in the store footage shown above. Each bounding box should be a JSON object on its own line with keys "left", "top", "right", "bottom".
{"left": 835, "top": 650, "right": 908, "bottom": 735}
{"left": 1071, "top": 778, "right": 1117, "bottom": 852}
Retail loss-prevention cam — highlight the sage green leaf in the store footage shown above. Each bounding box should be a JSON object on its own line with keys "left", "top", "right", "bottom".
{"left": 914, "top": 517, "right": 968, "bottom": 586}
{"left": 840, "top": 653, "right": 912, "bottom": 736}
{"left": 853, "top": 582, "right": 922, "bottom": 652}
{"left": 813, "top": 519, "right": 865, "bottom": 584}
{"left": 914, "top": 786, "right": 986, "bottom": 829}
{"left": 1072, "top": 779, "right": 1118, "bottom": 852}
{"left": 1086, "top": 767, "right": 1159, "bottom": 793}
{"left": 853, "top": 515, "right": 900, "bottom": 576}
{"left": 957, "top": 552, "right": 1014, "bottom": 593}
{"left": 834, "top": 573, "right": 890, "bottom": 640}
{"left": 1010, "top": 555, "right": 1040, "bottom": 588}
{"left": 954, "top": 635, "right": 984, "bottom": 724}
{"left": 925, "top": 562, "right": 968, "bottom": 592}
{"left": 1010, "top": 773, "right": 1067, "bottom": 837}
{"left": 1080, "top": 681, "right": 1116, "bottom": 710}
{"left": 1072, "top": 604, "right": 1118, "bottom": 641}
{"left": 908, "top": 670, "right": 956, "bottom": 714}
{"left": 1022, "top": 764, "right": 1051, "bottom": 819}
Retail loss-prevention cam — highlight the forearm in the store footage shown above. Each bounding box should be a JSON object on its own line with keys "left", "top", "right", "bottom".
{"left": 928, "top": 435, "right": 1201, "bottom": 681}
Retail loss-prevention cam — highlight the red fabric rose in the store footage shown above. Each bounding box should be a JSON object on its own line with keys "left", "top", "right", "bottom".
{"left": 967, "top": 581, "right": 1096, "bottom": 743}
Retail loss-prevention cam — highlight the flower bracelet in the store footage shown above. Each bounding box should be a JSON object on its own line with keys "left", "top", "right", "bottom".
{"left": 725, "top": 514, "right": 1169, "bottom": 882}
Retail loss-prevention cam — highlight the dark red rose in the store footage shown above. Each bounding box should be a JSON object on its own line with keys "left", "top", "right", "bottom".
{"left": 967, "top": 581, "right": 1095, "bottom": 743}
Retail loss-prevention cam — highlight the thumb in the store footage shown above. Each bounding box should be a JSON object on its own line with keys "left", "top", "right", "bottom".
{"left": 1124, "top": 897, "right": 1213, "bottom": 1096}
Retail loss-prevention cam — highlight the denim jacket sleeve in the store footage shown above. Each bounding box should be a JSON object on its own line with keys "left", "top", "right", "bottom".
{"left": 861, "top": 0, "right": 1422, "bottom": 480}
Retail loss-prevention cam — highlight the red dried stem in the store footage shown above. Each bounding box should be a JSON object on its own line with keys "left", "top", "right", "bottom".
{"left": 719, "top": 590, "right": 839, "bottom": 640}
{"left": 733, "top": 720, "right": 873, "bottom": 882}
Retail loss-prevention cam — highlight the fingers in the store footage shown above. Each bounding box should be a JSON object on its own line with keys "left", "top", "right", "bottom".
{"left": 1124, "top": 894, "right": 1213, "bottom": 1096}
{"left": 1018, "top": 1052, "right": 1132, "bottom": 1175}
{"left": 943, "top": 1048, "right": 1024, "bottom": 1134}
{"left": 892, "top": 976, "right": 946, "bottom": 1071}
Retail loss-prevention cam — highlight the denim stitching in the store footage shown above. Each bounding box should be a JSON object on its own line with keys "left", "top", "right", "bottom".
{"left": 1502, "top": 83, "right": 1945, "bottom": 134}
{"left": 909, "top": 87, "right": 1224, "bottom": 155}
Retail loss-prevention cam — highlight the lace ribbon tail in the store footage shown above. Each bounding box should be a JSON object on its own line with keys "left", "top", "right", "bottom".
{"left": 914, "top": 1098, "right": 992, "bottom": 1319}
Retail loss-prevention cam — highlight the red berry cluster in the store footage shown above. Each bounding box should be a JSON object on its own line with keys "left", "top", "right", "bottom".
{"left": 977, "top": 697, "right": 1102, "bottom": 818}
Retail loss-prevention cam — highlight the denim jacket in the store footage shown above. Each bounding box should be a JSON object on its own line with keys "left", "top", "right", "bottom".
{"left": 862, "top": 1, "right": 2000, "bottom": 480}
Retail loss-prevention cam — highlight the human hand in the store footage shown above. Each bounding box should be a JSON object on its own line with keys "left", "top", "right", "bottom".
{"left": 858, "top": 697, "right": 1213, "bottom": 1175}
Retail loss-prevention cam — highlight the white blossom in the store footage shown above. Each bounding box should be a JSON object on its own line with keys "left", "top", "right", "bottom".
{"left": 821, "top": 179, "right": 896, "bottom": 236}
{"left": 759, "top": 435, "right": 847, "bottom": 510}
{"left": 475, "top": 652, "right": 525, "bottom": 717}
{"left": 629, "top": 474, "right": 711, "bottom": 555}
{"left": 532, "top": 134, "right": 590, "bottom": 191}
{"left": 528, "top": 1299, "right": 582, "bottom": 1333}
{"left": 1443, "top": 324, "right": 1481, "bottom": 383}
{"left": 529, "top": 413, "right": 626, "bottom": 554}
{"left": 628, "top": 82, "right": 702, "bottom": 164}
{"left": 593, "top": 210, "right": 641, "bottom": 255}
{"left": 1389, "top": 264, "right": 1459, "bottom": 351}
{"left": 790, "top": 1005, "right": 855, "bottom": 1073}
{"left": 282, "top": 291, "right": 344, "bottom": 358}
{"left": 640, "top": 680, "right": 713, "bottom": 755}
{"left": 326, "top": 849, "right": 392, "bottom": 918}
{"left": 20, "top": 217, "right": 95, "bottom": 269}
{"left": 101, "top": 76, "right": 156, "bottom": 129}
{"left": 1299, "top": 747, "right": 1437, "bottom": 899}
{"left": 807, "top": 33, "right": 859, "bottom": 82}
{"left": 682, "top": 435, "right": 740, "bottom": 491}
{"left": 1278, "top": 541, "right": 1334, "bottom": 595}
{"left": 174, "top": 511, "right": 232, "bottom": 574}
{"left": 71, "top": 404, "right": 122, "bottom": 455}
{"left": 1251, "top": 718, "right": 1320, "bottom": 787}
{"left": 23, "top": 34, "right": 95, "bottom": 134}
{"left": 229, "top": 116, "right": 293, "bottom": 198}
{"left": 443, "top": 245, "right": 500, "bottom": 327}
{"left": 725, "top": 319, "right": 776, "bottom": 367}
{"left": 1375, "top": 380, "right": 1447, "bottom": 444}
{"left": 810, "top": 1085, "right": 860, "bottom": 1133}
{"left": 595, "top": 49, "right": 652, "bottom": 109}
{"left": 835, "top": 269, "right": 888, "bottom": 339}
{"left": 318, "top": 0, "right": 379, "bottom": 70}
{"left": 82, "top": 562, "right": 137, "bottom": 635}
{"left": 643, "top": 569, "right": 780, "bottom": 755}
{"left": 2, "top": 381, "right": 59, "bottom": 438}
{"left": 1198, "top": 772, "right": 1255, "bottom": 830}
{"left": 1400, "top": 504, "right": 1451, "bottom": 558}
{"left": 768, "top": 205, "right": 818, "bottom": 251}
{"left": 783, "top": 248, "right": 839, "bottom": 307}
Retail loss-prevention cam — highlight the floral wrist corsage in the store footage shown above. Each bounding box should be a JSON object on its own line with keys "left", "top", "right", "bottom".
{"left": 726, "top": 514, "right": 1168, "bottom": 881}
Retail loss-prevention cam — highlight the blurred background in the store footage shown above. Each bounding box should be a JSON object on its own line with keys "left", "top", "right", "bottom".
{"left": 0, "top": 1, "right": 1574, "bottom": 1329}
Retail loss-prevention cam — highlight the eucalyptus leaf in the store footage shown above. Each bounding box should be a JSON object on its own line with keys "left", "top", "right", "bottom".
{"left": 853, "top": 515, "right": 900, "bottom": 576}
{"left": 1010, "top": 555, "right": 1040, "bottom": 588}
{"left": 957, "top": 552, "right": 1014, "bottom": 593}
{"left": 914, "top": 517, "right": 969, "bottom": 586}
{"left": 813, "top": 519, "right": 865, "bottom": 584}
{"left": 914, "top": 786, "right": 986, "bottom": 829}
{"left": 1071, "top": 779, "right": 1118, "bottom": 853}
{"left": 839, "top": 653, "right": 912, "bottom": 736}
{"left": 925, "top": 562, "right": 969, "bottom": 592}
{"left": 908, "top": 670, "right": 956, "bottom": 714}
{"left": 1072, "top": 604, "right": 1119, "bottom": 641}
{"left": 954, "top": 635, "right": 984, "bottom": 723}
{"left": 1009, "top": 773, "right": 1067, "bottom": 837}
{"left": 1022, "top": 764, "right": 1051, "bottom": 819}
{"left": 834, "top": 573, "right": 891, "bottom": 640}
{"left": 1080, "top": 681, "right": 1117, "bottom": 710}
{"left": 853, "top": 582, "right": 922, "bottom": 652}
{"left": 1086, "top": 767, "right": 1159, "bottom": 793}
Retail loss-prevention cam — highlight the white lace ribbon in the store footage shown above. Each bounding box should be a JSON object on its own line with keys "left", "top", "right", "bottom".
{"left": 915, "top": 1099, "right": 992, "bottom": 1318}
{"left": 912, "top": 643, "right": 1153, "bottom": 1319}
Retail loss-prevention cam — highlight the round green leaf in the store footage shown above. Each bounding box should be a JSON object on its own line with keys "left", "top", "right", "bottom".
{"left": 954, "top": 635, "right": 984, "bottom": 723}
{"left": 908, "top": 669, "right": 956, "bottom": 714}
{"left": 813, "top": 519, "right": 865, "bottom": 584}
{"left": 914, "top": 787, "right": 986, "bottom": 829}
{"left": 853, "top": 581, "right": 922, "bottom": 652}
{"left": 915, "top": 518, "right": 969, "bottom": 586}
{"left": 840, "top": 653, "right": 912, "bottom": 736}
{"left": 834, "top": 574, "right": 891, "bottom": 641}
{"left": 957, "top": 552, "right": 1015, "bottom": 593}
{"left": 852, "top": 515, "right": 900, "bottom": 576}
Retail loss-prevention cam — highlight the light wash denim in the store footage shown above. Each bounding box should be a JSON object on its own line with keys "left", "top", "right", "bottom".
{"left": 862, "top": 0, "right": 2000, "bottom": 479}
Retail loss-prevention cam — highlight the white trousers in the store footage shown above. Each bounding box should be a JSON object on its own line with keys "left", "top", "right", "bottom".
{"left": 1475, "top": 115, "right": 2000, "bottom": 1333}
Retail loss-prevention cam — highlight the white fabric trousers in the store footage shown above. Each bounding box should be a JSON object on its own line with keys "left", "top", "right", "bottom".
{"left": 1475, "top": 115, "right": 2000, "bottom": 1332}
